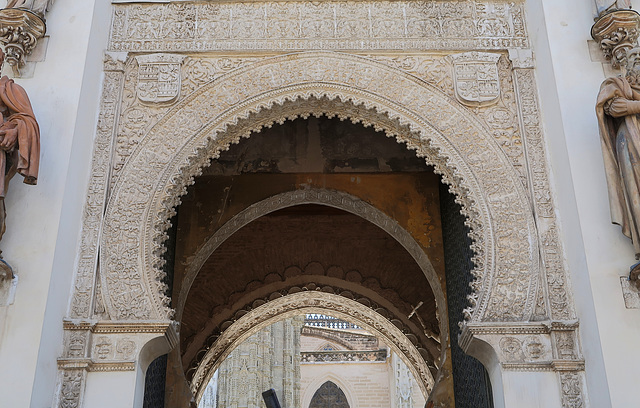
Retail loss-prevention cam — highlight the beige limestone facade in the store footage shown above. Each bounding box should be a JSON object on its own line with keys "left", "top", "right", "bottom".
{"left": 1, "top": 0, "right": 640, "bottom": 407}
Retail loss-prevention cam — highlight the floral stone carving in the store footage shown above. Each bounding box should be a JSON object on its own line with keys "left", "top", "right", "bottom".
{"left": 591, "top": 8, "right": 640, "bottom": 68}
{"left": 0, "top": 7, "right": 45, "bottom": 75}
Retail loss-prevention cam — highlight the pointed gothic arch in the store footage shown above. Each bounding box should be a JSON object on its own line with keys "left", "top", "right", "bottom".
{"left": 309, "top": 381, "right": 350, "bottom": 408}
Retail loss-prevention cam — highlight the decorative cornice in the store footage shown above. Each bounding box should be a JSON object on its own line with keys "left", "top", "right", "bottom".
{"left": 301, "top": 349, "right": 387, "bottom": 363}
{"left": 591, "top": 9, "right": 640, "bottom": 68}
{"left": 0, "top": 7, "right": 45, "bottom": 75}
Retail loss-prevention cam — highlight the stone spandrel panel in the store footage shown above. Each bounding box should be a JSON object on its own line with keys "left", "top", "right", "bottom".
{"left": 112, "top": 52, "right": 528, "bottom": 191}
{"left": 109, "top": 1, "right": 528, "bottom": 53}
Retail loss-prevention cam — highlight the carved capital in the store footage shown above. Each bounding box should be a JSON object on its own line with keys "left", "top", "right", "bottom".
{"left": 460, "top": 321, "right": 584, "bottom": 372}
{"left": 0, "top": 8, "right": 45, "bottom": 75}
{"left": 591, "top": 9, "right": 640, "bottom": 68}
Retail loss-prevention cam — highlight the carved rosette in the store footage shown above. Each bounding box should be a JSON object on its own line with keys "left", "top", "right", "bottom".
{"left": 591, "top": 9, "right": 640, "bottom": 68}
{"left": 0, "top": 7, "right": 45, "bottom": 74}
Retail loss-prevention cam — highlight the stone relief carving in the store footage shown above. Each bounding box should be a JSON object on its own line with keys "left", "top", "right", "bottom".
{"left": 68, "top": 53, "right": 126, "bottom": 320}
{"left": 591, "top": 5, "right": 640, "bottom": 68}
{"left": 460, "top": 322, "right": 583, "bottom": 372}
{"left": 58, "top": 370, "right": 84, "bottom": 408}
{"left": 499, "top": 336, "right": 525, "bottom": 361}
{"left": 56, "top": 321, "right": 177, "bottom": 407}
{"left": 560, "top": 372, "right": 584, "bottom": 408}
{"left": 523, "top": 336, "right": 545, "bottom": 360}
{"left": 94, "top": 337, "right": 112, "bottom": 360}
{"left": 115, "top": 338, "right": 136, "bottom": 360}
{"left": 513, "top": 67, "right": 573, "bottom": 321}
{"left": 301, "top": 350, "right": 387, "bottom": 363}
{"left": 451, "top": 52, "right": 501, "bottom": 107}
{"left": 135, "top": 53, "right": 185, "bottom": 104}
{"left": 109, "top": 1, "right": 528, "bottom": 53}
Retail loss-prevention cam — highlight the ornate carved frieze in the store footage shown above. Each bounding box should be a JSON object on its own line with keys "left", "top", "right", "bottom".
{"left": 460, "top": 322, "right": 584, "bottom": 372}
{"left": 109, "top": 1, "right": 528, "bottom": 53}
{"left": 591, "top": 9, "right": 640, "bottom": 68}
{"left": 301, "top": 349, "right": 388, "bottom": 363}
{"left": 0, "top": 7, "right": 45, "bottom": 75}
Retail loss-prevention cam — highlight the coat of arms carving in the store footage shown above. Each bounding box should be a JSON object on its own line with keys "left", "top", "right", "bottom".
{"left": 451, "top": 52, "right": 501, "bottom": 107}
{"left": 135, "top": 54, "right": 186, "bottom": 104}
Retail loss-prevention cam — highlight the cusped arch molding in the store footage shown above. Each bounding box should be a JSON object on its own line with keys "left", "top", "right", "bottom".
{"left": 190, "top": 291, "right": 431, "bottom": 404}
{"left": 100, "top": 51, "right": 539, "bottom": 324}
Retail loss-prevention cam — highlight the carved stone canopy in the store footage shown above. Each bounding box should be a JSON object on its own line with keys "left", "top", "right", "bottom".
{"left": 591, "top": 9, "right": 640, "bottom": 68}
{"left": 0, "top": 7, "right": 45, "bottom": 75}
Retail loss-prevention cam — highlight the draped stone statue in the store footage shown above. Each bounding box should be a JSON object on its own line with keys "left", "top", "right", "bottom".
{"left": 596, "top": 0, "right": 632, "bottom": 16}
{"left": 5, "top": 0, "right": 52, "bottom": 16}
{"left": 596, "top": 47, "right": 640, "bottom": 284}
{"left": 0, "top": 48, "right": 39, "bottom": 252}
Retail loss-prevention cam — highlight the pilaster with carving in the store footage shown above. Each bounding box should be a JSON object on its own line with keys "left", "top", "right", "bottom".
{"left": 55, "top": 321, "right": 177, "bottom": 408}
{"left": 511, "top": 51, "right": 574, "bottom": 322}
{"left": 68, "top": 53, "right": 127, "bottom": 320}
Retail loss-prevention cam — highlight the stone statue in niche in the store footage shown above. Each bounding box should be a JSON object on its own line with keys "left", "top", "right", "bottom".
{"left": 0, "top": 47, "right": 39, "bottom": 278}
{"left": 596, "top": 47, "right": 640, "bottom": 287}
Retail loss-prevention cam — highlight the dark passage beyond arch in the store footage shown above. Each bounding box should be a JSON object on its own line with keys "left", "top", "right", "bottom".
{"left": 309, "top": 381, "right": 350, "bottom": 408}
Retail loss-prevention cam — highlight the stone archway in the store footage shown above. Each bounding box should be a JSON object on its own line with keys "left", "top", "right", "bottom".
{"left": 189, "top": 291, "right": 433, "bottom": 403}
{"left": 99, "top": 52, "right": 542, "bottom": 327}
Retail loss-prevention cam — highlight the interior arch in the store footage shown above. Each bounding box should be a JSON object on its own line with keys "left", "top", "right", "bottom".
{"left": 189, "top": 291, "right": 433, "bottom": 403}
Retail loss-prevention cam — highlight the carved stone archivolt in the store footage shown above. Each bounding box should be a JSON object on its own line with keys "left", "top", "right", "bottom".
{"left": 99, "top": 52, "right": 540, "bottom": 327}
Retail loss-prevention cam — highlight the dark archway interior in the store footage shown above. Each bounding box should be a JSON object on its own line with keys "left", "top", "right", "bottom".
{"left": 146, "top": 115, "right": 492, "bottom": 407}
